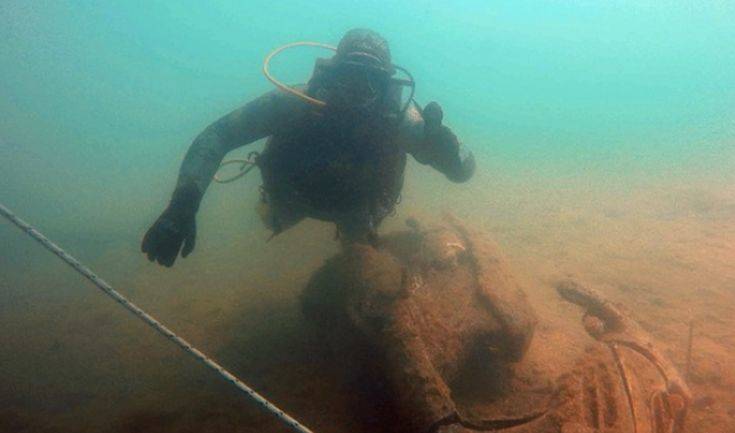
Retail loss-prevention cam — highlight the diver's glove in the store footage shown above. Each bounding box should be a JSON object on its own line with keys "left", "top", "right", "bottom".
{"left": 141, "top": 183, "right": 201, "bottom": 267}
{"left": 423, "top": 102, "right": 475, "bottom": 183}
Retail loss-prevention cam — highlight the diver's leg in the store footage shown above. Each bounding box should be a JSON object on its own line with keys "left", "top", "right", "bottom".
{"left": 257, "top": 192, "right": 306, "bottom": 237}
{"left": 335, "top": 211, "right": 378, "bottom": 246}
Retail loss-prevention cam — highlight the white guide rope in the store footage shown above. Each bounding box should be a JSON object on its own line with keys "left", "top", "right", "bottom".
{"left": 0, "top": 202, "right": 315, "bottom": 433}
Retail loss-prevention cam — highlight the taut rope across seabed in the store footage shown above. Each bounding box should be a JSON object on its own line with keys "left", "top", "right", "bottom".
{"left": 0, "top": 202, "right": 315, "bottom": 433}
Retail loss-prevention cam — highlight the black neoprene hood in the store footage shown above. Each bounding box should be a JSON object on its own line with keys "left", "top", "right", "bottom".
{"left": 333, "top": 28, "right": 395, "bottom": 75}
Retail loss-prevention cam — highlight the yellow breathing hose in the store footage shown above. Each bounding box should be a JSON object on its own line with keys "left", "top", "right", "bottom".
{"left": 262, "top": 41, "right": 337, "bottom": 108}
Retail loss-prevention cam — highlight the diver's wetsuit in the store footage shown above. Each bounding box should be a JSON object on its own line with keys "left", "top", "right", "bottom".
{"left": 175, "top": 87, "right": 475, "bottom": 243}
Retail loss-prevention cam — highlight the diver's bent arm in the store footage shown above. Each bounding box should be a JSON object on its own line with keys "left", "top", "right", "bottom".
{"left": 401, "top": 101, "right": 476, "bottom": 183}
{"left": 143, "top": 90, "right": 305, "bottom": 266}
{"left": 174, "top": 89, "right": 302, "bottom": 202}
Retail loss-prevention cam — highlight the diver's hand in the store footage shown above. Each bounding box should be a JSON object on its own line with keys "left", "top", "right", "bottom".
{"left": 422, "top": 102, "right": 474, "bottom": 182}
{"left": 141, "top": 184, "right": 201, "bottom": 267}
{"left": 423, "top": 102, "right": 457, "bottom": 154}
{"left": 423, "top": 101, "right": 444, "bottom": 130}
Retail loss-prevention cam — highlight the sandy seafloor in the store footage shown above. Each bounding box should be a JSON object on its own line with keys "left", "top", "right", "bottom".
{"left": 1, "top": 153, "right": 734, "bottom": 433}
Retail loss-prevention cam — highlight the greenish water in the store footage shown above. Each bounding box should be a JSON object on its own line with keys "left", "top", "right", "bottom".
{"left": 2, "top": 2, "right": 735, "bottom": 433}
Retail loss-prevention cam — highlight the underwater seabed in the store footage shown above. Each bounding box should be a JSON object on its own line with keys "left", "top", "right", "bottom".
{"left": 1, "top": 169, "right": 735, "bottom": 433}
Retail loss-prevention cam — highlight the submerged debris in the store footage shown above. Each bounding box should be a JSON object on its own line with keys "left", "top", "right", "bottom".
{"left": 301, "top": 217, "right": 690, "bottom": 433}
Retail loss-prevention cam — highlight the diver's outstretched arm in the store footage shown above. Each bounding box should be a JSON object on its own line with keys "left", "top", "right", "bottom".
{"left": 142, "top": 90, "right": 306, "bottom": 267}
{"left": 401, "top": 101, "right": 476, "bottom": 183}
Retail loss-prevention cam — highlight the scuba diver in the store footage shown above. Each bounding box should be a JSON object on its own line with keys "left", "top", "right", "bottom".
{"left": 142, "top": 28, "right": 476, "bottom": 267}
